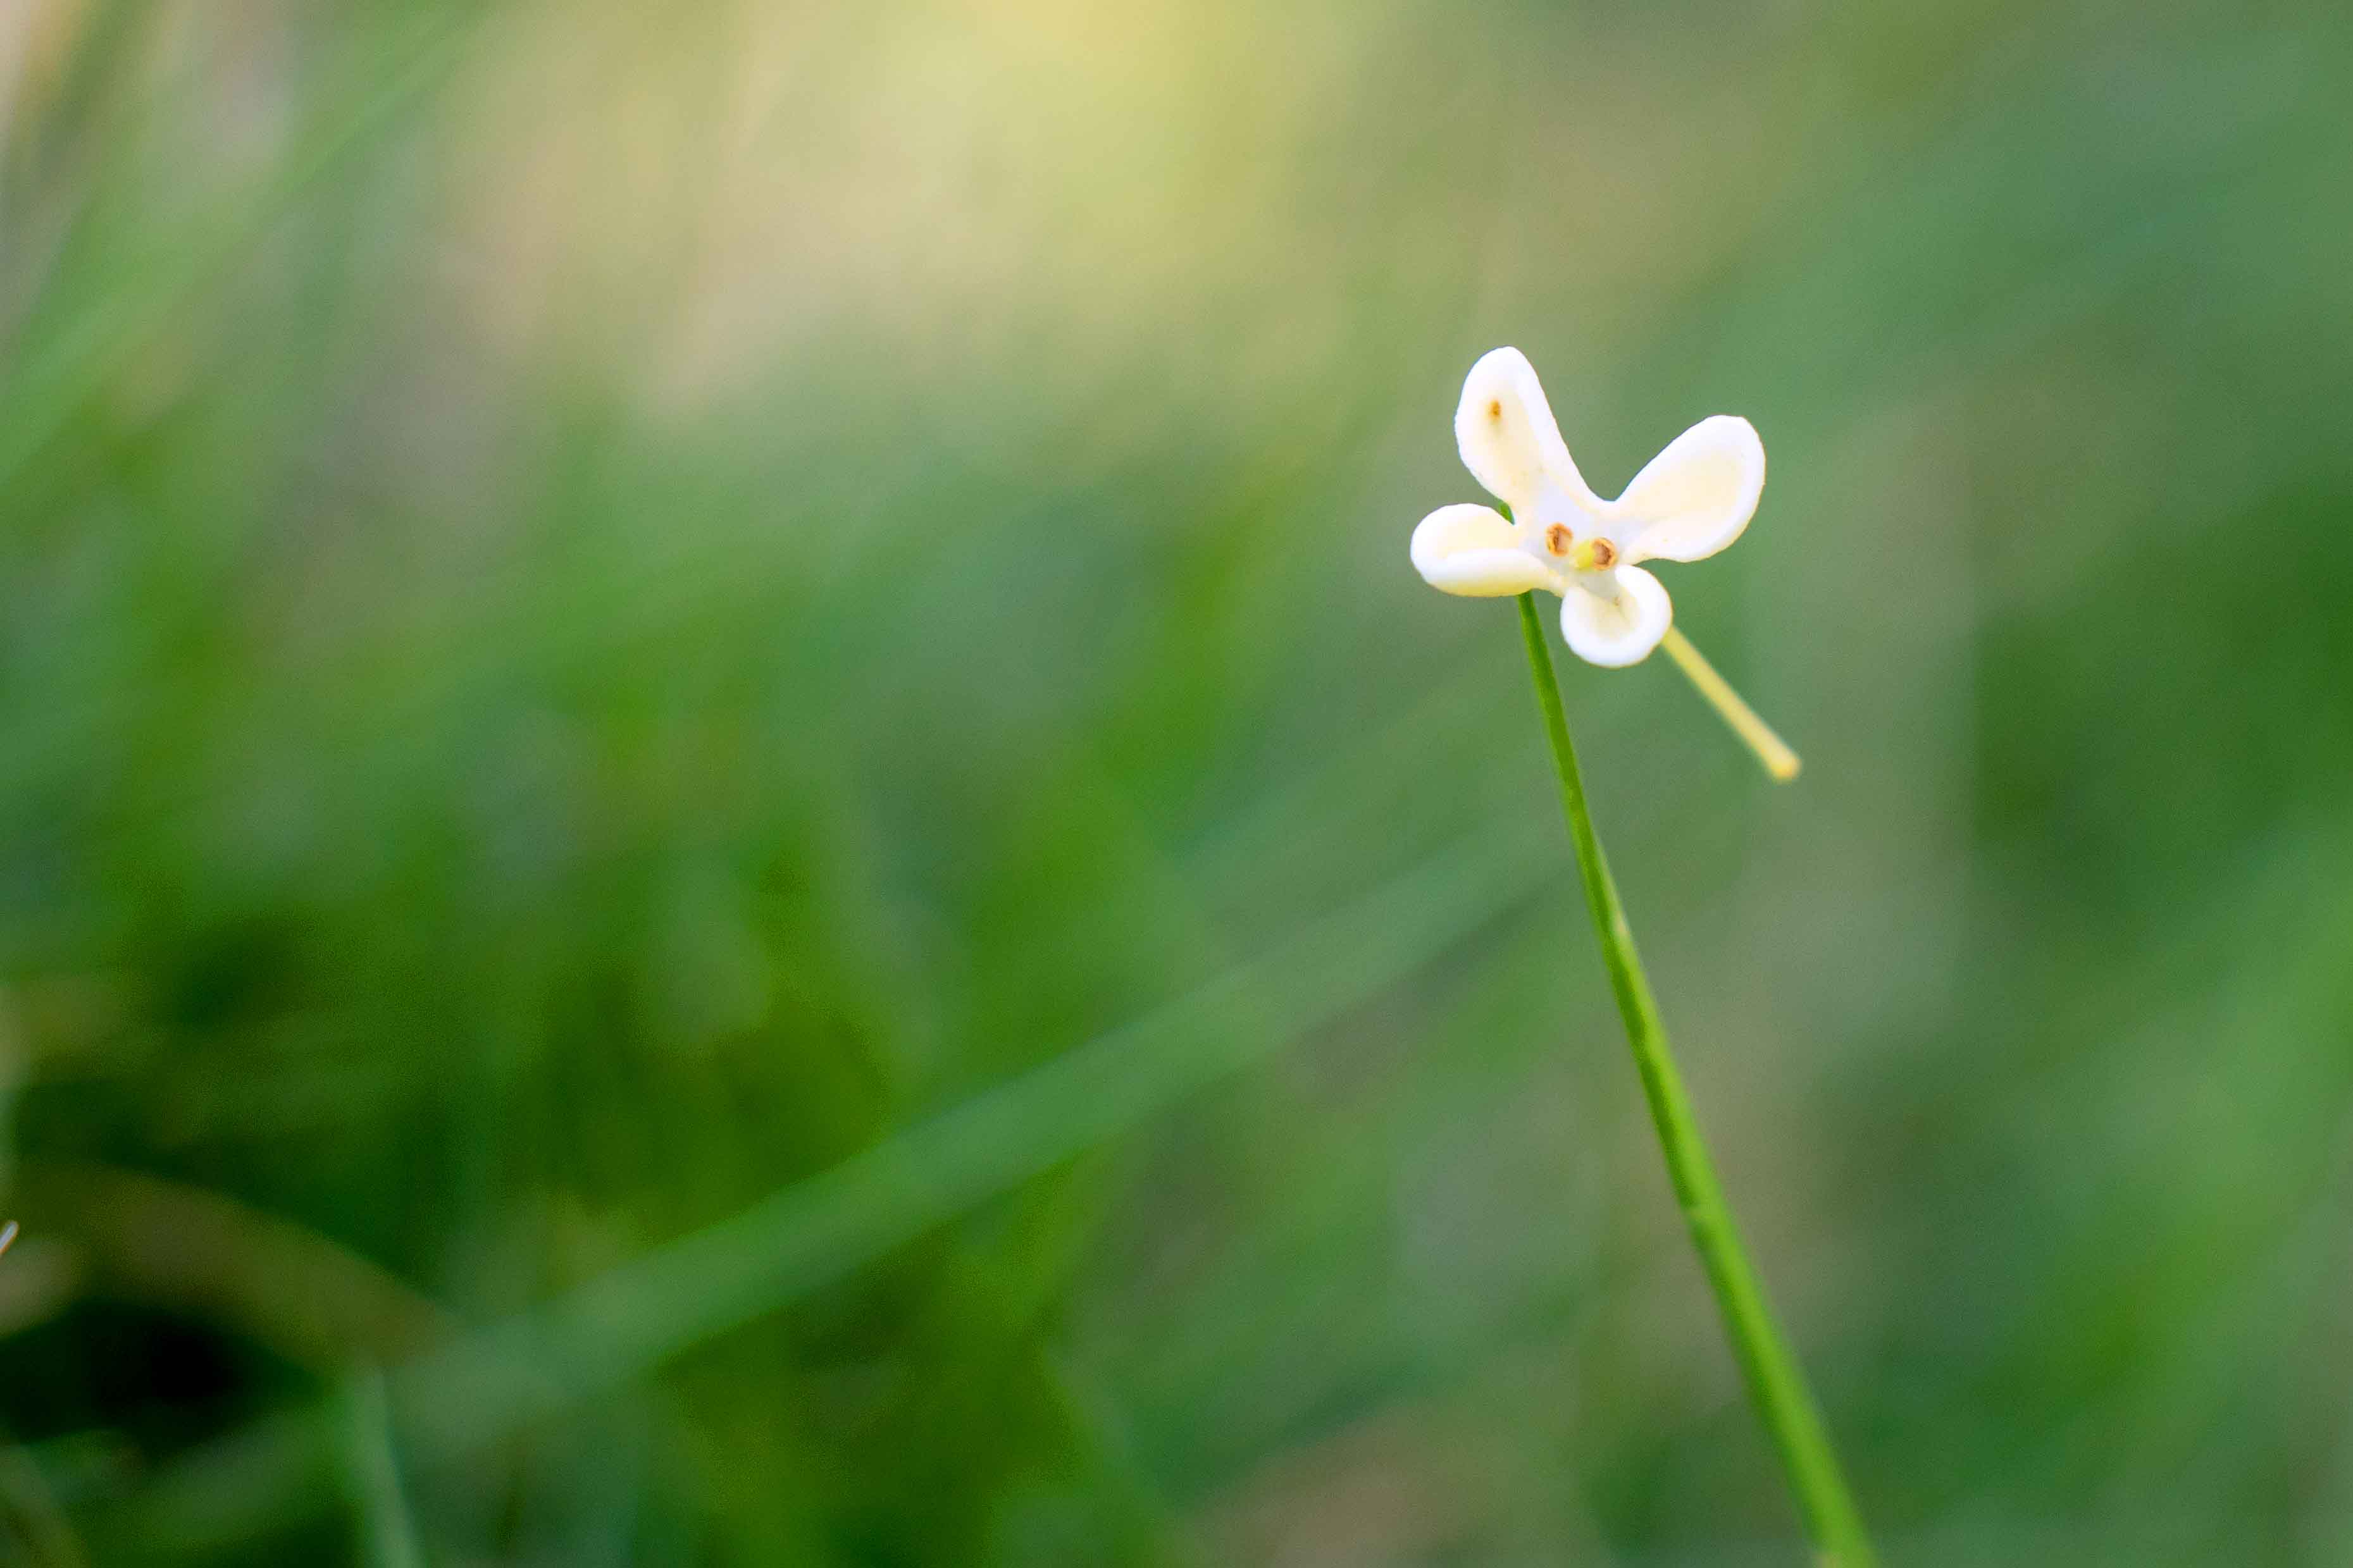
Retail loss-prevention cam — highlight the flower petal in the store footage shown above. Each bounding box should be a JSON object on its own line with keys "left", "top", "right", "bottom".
{"left": 1611, "top": 415, "right": 1765, "bottom": 564}
{"left": 1559, "top": 565, "right": 1672, "bottom": 667}
{"left": 1410, "top": 503, "right": 1559, "bottom": 597}
{"left": 1454, "top": 347, "right": 1592, "bottom": 515}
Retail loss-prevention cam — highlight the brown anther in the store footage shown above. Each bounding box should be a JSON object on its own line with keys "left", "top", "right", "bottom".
{"left": 1543, "top": 523, "right": 1574, "bottom": 557}
{"left": 1586, "top": 538, "right": 1618, "bottom": 569}
{"left": 1487, "top": 399, "right": 1503, "bottom": 420}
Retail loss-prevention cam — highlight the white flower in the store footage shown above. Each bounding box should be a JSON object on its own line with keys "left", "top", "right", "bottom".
{"left": 1410, "top": 347, "right": 1765, "bottom": 667}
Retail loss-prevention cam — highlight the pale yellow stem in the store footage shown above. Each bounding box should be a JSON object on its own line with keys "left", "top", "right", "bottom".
{"left": 1659, "top": 627, "right": 1801, "bottom": 782}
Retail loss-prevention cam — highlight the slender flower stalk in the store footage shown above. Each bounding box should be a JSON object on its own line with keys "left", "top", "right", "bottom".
{"left": 1410, "top": 347, "right": 1864, "bottom": 1557}
{"left": 1515, "top": 591, "right": 1873, "bottom": 1567}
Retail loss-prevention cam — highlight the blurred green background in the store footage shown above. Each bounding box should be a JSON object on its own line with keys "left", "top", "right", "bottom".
{"left": 1, "top": 0, "right": 2350, "bottom": 1562}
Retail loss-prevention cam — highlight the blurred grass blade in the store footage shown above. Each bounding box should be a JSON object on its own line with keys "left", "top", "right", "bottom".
{"left": 334, "top": 1368, "right": 425, "bottom": 1568}
{"left": 0, "top": 4, "right": 479, "bottom": 491}
{"left": 104, "top": 826, "right": 1546, "bottom": 1553}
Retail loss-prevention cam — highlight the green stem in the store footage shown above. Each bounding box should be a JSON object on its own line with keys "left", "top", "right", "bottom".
{"left": 1515, "top": 594, "right": 1875, "bottom": 1567}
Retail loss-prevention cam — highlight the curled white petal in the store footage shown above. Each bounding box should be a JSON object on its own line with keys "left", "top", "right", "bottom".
{"left": 1559, "top": 565, "right": 1672, "bottom": 666}
{"left": 1611, "top": 415, "right": 1765, "bottom": 564}
{"left": 1410, "top": 503, "right": 1559, "bottom": 596}
{"left": 1453, "top": 347, "right": 1593, "bottom": 515}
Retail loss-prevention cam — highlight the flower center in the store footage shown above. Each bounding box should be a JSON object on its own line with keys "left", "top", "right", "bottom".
{"left": 1571, "top": 537, "right": 1618, "bottom": 571}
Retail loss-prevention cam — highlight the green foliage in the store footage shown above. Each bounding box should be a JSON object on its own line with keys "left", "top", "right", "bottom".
{"left": 1, "top": 0, "right": 2349, "bottom": 1562}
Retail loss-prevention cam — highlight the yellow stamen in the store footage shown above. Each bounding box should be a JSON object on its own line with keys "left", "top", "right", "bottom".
{"left": 1659, "top": 627, "right": 1801, "bottom": 782}
{"left": 1571, "top": 538, "right": 1617, "bottom": 571}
